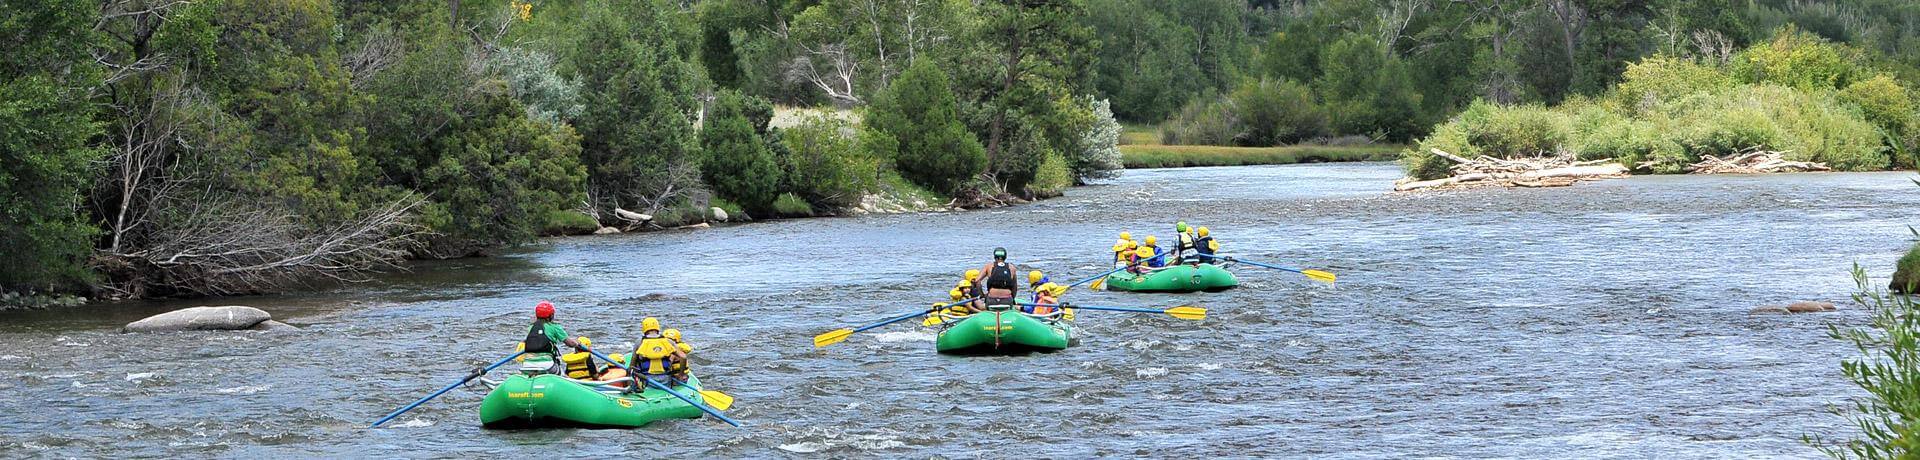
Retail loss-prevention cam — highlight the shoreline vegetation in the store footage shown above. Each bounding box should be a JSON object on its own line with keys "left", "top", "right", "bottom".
{"left": 1117, "top": 124, "right": 1402, "bottom": 169}
{"left": 1397, "top": 28, "right": 1920, "bottom": 190}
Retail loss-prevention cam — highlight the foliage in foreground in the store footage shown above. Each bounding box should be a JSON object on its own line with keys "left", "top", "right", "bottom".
{"left": 1810, "top": 265, "right": 1920, "bottom": 458}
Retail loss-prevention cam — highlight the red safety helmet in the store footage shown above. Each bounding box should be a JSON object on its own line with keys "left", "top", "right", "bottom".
{"left": 534, "top": 301, "right": 555, "bottom": 319}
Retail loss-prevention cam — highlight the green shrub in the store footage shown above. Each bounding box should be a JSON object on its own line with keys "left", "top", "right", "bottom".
{"left": 540, "top": 210, "right": 601, "bottom": 236}
{"left": 1613, "top": 56, "right": 1733, "bottom": 112}
{"left": 1030, "top": 152, "right": 1073, "bottom": 197}
{"left": 1229, "top": 78, "right": 1327, "bottom": 146}
{"left": 1895, "top": 244, "right": 1920, "bottom": 294}
{"left": 1838, "top": 75, "right": 1920, "bottom": 168}
{"left": 1463, "top": 102, "right": 1572, "bottom": 158}
{"left": 1731, "top": 26, "right": 1863, "bottom": 90}
{"left": 1405, "top": 121, "right": 1471, "bottom": 180}
{"left": 1162, "top": 97, "right": 1240, "bottom": 146}
{"left": 771, "top": 192, "right": 813, "bottom": 217}
{"left": 781, "top": 114, "right": 879, "bottom": 210}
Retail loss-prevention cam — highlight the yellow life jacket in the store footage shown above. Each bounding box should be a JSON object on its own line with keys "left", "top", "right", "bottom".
{"left": 560, "top": 351, "right": 595, "bottom": 379}
{"left": 634, "top": 337, "right": 675, "bottom": 375}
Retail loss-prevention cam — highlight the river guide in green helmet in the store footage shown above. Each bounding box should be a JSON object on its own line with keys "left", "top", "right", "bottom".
{"left": 1173, "top": 221, "right": 1198, "bottom": 265}
{"left": 977, "top": 247, "right": 1019, "bottom": 306}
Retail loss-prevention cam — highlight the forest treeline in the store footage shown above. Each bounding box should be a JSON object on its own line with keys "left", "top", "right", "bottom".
{"left": 6, "top": 0, "right": 1920, "bottom": 300}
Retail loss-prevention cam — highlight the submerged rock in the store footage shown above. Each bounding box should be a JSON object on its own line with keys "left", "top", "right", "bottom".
{"left": 1786, "top": 301, "right": 1836, "bottom": 313}
{"left": 248, "top": 320, "right": 299, "bottom": 332}
{"left": 125, "top": 306, "right": 271, "bottom": 332}
{"left": 593, "top": 227, "right": 621, "bottom": 235}
{"left": 1748, "top": 305, "right": 1790, "bottom": 315}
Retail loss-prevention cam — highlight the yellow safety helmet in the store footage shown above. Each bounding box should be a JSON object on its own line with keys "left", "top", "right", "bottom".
{"left": 1135, "top": 246, "right": 1154, "bottom": 258}
{"left": 1145, "top": 235, "right": 1158, "bottom": 246}
{"left": 576, "top": 336, "right": 592, "bottom": 348}
{"left": 958, "top": 279, "right": 974, "bottom": 288}
{"left": 641, "top": 317, "right": 661, "bottom": 333}
{"left": 1028, "top": 270, "right": 1044, "bottom": 284}
{"left": 663, "top": 329, "right": 681, "bottom": 342}
{"left": 1119, "top": 231, "right": 1132, "bottom": 240}
{"left": 1198, "top": 226, "right": 1210, "bottom": 237}
{"left": 965, "top": 269, "right": 981, "bottom": 280}
{"left": 949, "top": 288, "right": 965, "bottom": 300}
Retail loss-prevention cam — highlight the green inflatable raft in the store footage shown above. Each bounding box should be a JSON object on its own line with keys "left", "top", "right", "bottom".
{"left": 478, "top": 372, "right": 706, "bottom": 429}
{"left": 934, "top": 306, "right": 1073, "bottom": 354}
{"left": 1102, "top": 263, "right": 1238, "bottom": 293}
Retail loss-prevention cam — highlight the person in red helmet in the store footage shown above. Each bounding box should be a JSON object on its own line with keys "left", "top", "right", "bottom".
{"left": 522, "top": 301, "right": 584, "bottom": 375}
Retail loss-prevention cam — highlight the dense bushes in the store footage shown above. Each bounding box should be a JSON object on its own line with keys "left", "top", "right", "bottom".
{"left": 1404, "top": 29, "right": 1911, "bottom": 180}
{"left": 780, "top": 115, "right": 878, "bottom": 210}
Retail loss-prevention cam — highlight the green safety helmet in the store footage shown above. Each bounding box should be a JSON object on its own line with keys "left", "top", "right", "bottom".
{"left": 993, "top": 247, "right": 1008, "bottom": 260}
{"left": 1176, "top": 221, "right": 1190, "bottom": 233}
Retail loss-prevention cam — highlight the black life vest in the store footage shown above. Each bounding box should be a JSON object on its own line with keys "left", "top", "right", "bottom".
{"left": 986, "top": 261, "right": 1017, "bottom": 292}
{"left": 523, "top": 321, "right": 554, "bottom": 355}
{"left": 1195, "top": 236, "right": 1216, "bottom": 258}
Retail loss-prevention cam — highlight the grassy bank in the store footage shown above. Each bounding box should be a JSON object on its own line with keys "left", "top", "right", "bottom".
{"left": 1119, "top": 144, "right": 1403, "bottom": 168}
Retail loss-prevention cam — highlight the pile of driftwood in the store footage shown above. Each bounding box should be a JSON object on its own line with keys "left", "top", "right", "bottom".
{"left": 1394, "top": 149, "right": 1629, "bottom": 191}
{"left": 1674, "top": 150, "right": 1829, "bottom": 174}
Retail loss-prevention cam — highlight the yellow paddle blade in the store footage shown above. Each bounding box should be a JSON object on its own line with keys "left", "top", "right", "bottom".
{"left": 699, "top": 390, "right": 735, "bottom": 411}
{"left": 1090, "top": 276, "right": 1107, "bottom": 291}
{"left": 1164, "top": 305, "right": 1207, "bottom": 321}
{"left": 1303, "top": 269, "right": 1337, "bottom": 284}
{"left": 813, "top": 329, "right": 854, "bottom": 348}
{"left": 921, "top": 315, "right": 944, "bottom": 327}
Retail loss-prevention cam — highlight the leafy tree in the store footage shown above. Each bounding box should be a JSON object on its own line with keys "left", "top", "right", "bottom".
{"left": 964, "top": 0, "right": 1094, "bottom": 191}
{"left": 867, "top": 60, "right": 985, "bottom": 195}
{"left": 701, "top": 91, "right": 785, "bottom": 214}
{"left": 418, "top": 83, "right": 587, "bottom": 256}
{"left": 1230, "top": 78, "right": 1327, "bottom": 146}
{"left": 0, "top": 0, "right": 103, "bottom": 291}
{"left": 1315, "top": 33, "right": 1425, "bottom": 141}
{"left": 567, "top": 0, "right": 707, "bottom": 214}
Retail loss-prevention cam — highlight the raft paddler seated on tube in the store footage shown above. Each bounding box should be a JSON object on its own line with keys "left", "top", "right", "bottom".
{"left": 518, "top": 301, "right": 586, "bottom": 375}
{"left": 1025, "top": 270, "right": 1066, "bottom": 316}
{"left": 975, "top": 247, "right": 1021, "bottom": 307}
{"left": 629, "top": 317, "right": 688, "bottom": 387}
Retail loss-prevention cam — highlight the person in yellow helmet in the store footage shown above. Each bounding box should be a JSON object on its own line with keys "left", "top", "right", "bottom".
{"left": 1193, "top": 226, "right": 1220, "bottom": 263}
{"left": 560, "top": 336, "right": 601, "bottom": 379}
{"left": 630, "top": 317, "right": 679, "bottom": 386}
{"left": 1028, "top": 282, "right": 1066, "bottom": 315}
{"left": 1112, "top": 232, "right": 1136, "bottom": 268}
{"left": 1129, "top": 246, "right": 1156, "bottom": 274}
{"left": 663, "top": 329, "right": 693, "bottom": 384}
{"left": 1024, "top": 270, "right": 1052, "bottom": 312}
{"left": 1142, "top": 235, "right": 1165, "bottom": 268}
{"left": 955, "top": 272, "right": 983, "bottom": 313}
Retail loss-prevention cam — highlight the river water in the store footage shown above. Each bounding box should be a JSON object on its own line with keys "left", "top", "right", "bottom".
{"left": 1, "top": 163, "right": 1915, "bottom": 458}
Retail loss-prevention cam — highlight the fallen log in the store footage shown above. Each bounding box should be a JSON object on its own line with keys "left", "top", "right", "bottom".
{"left": 1399, "top": 149, "right": 1629, "bottom": 192}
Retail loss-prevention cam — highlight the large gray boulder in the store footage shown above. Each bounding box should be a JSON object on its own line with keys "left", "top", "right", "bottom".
{"left": 125, "top": 306, "right": 272, "bottom": 333}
